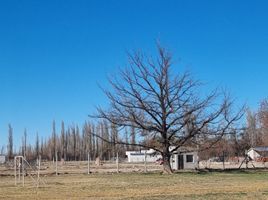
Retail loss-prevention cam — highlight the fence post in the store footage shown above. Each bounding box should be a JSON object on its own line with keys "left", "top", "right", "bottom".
{"left": 37, "top": 155, "right": 41, "bottom": 187}
{"left": 14, "top": 157, "right": 17, "bottom": 186}
{"left": 55, "top": 152, "right": 58, "bottom": 175}
{"left": 222, "top": 151, "right": 225, "bottom": 170}
{"left": 116, "top": 152, "right": 119, "bottom": 173}
{"left": 144, "top": 151, "right": 147, "bottom": 173}
{"left": 22, "top": 157, "right": 25, "bottom": 187}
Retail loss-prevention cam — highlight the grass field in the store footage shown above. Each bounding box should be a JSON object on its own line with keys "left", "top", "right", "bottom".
{"left": 1, "top": 171, "right": 268, "bottom": 200}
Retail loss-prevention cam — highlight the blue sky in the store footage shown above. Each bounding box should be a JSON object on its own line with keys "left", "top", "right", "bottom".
{"left": 0, "top": 0, "right": 268, "bottom": 150}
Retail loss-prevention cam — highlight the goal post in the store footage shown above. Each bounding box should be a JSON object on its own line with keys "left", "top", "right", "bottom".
{"left": 14, "top": 156, "right": 25, "bottom": 186}
{"left": 14, "top": 155, "right": 45, "bottom": 187}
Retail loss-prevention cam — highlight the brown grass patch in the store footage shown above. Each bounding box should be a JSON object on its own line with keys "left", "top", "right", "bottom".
{"left": 1, "top": 171, "right": 268, "bottom": 199}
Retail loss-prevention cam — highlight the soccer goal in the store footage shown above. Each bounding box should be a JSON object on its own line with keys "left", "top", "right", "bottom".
{"left": 14, "top": 155, "right": 45, "bottom": 187}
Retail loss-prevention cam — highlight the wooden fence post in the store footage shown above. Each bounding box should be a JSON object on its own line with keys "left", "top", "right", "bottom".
{"left": 144, "top": 151, "right": 147, "bottom": 173}
{"left": 116, "top": 152, "right": 119, "bottom": 173}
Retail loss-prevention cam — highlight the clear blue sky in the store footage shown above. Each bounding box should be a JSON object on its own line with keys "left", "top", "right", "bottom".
{"left": 1, "top": 0, "right": 268, "bottom": 150}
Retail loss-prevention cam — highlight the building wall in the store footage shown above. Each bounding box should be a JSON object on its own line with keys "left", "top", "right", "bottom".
{"left": 184, "top": 152, "right": 198, "bottom": 169}
{"left": 171, "top": 152, "right": 198, "bottom": 170}
{"left": 126, "top": 149, "right": 198, "bottom": 170}
{"left": 247, "top": 149, "right": 261, "bottom": 160}
{"left": 126, "top": 150, "right": 161, "bottom": 162}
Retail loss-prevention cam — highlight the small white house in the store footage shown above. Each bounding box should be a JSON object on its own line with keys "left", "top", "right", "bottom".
{"left": 171, "top": 150, "right": 198, "bottom": 170}
{"left": 126, "top": 147, "right": 198, "bottom": 170}
{"left": 247, "top": 147, "right": 268, "bottom": 160}
{"left": 0, "top": 155, "right": 6, "bottom": 164}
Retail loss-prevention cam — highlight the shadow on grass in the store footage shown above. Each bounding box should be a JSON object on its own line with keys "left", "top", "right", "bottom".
{"left": 170, "top": 167, "right": 268, "bottom": 176}
{"left": 205, "top": 167, "right": 267, "bottom": 172}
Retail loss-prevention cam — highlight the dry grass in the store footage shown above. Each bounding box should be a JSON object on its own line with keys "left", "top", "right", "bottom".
{"left": 1, "top": 171, "right": 268, "bottom": 200}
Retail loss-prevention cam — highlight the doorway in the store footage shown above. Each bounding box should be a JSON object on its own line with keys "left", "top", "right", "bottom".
{"left": 178, "top": 154, "right": 184, "bottom": 169}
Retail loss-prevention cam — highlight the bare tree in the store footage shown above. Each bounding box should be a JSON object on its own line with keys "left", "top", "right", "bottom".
{"left": 7, "top": 124, "right": 13, "bottom": 159}
{"left": 40, "top": 137, "right": 44, "bottom": 158}
{"left": 242, "top": 109, "right": 262, "bottom": 148}
{"left": 60, "top": 121, "right": 65, "bottom": 160}
{"left": 110, "top": 122, "right": 118, "bottom": 159}
{"left": 0, "top": 146, "right": 4, "bottom": 155}
{"left": 124, "top": 129, "right": 129, "bottom": 151}
{"left": 76, "top": 125, "right": 82, "bottom": 160}
{"left": 70, "top": 127, "right": 75, "bottom": 160}
{"left": 52, "top": 120, "right": 56, "bottom": 160}
{"left": 93, "top": 45, "right": 244, "bottom": 173}
{"left": 130, "top": 124, "right": 136, "bottom": 150}
{"left": 22, "top": 128, "right": 27, "bottom": 158}
{"left": 258, "top": 99, "right": 268, "bottom": 145}
{"left": 35, "top": 132, "right": 40, "bottom": 157}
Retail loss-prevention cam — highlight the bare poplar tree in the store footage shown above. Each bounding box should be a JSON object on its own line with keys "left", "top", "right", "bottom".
{"left": 93, "top": 45, "right": 244, "bottom": 173}
{"left": 60, "top": 121, "right": 65, "bottom": 159}
{"left": 130, "top": 125, "right": 136, "bottom": 150}
{"left": 66, "top": 128, "right": 71, "bottom": 160}
{"left": 7, "top": 124, "right": 13, "bottom": 159}
{"left": 124, "top": 129, "right": 129, "bottom": 151}
{"left": 0, "top": 146, "right": 4, "bottom": 155}
{"left": 72, "top": 127, "right": 76, "bottom": 160}
{"left": 246, "top": 110, "right": 259, "bottom": 147}
{"left": 40, "top": 137, "right": 44, "bottom": 158}
{"left": 102, "top": 121, "right": 110, "bottom": 160}
{"left": 35, "top": 132, "right": 40, "bottom": 157}
{"left": 82, "top": 123, "right": 87, "bottom": 160}
{"left": 23, "top": 128, "right": 27, "bottom": 157}
{"left": 52, "top": 120, "right": 56, "bottom": 160}
{"left": 75, "top": 125, "right": 82, "bottom": 160}
{"left": 258, "top": 99, "right": 268, "bottom": 145}
{"left": 91, "top": 124, "right": 97, "bottom": 159}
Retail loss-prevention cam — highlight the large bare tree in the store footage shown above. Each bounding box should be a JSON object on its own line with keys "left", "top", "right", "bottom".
{"left": 93, "top": 45, "right": 244, "bottom": 173}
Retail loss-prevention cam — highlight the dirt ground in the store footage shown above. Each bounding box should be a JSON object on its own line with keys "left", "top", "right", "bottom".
{"left": 1, "top": 160, "right": 267, "bottom": 177}
{"left": 1, "top": 161, "right": 268, "bottom": 199}
{"left": 0, "top": 161, "right": 163, "bottom": 176}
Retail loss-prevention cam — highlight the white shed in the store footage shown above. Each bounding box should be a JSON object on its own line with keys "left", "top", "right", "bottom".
{"left": 247, "top": 147, "right": 268, "bottom": 160}
{"left": 171, "top": 148, "right": 198, "bottom": 170}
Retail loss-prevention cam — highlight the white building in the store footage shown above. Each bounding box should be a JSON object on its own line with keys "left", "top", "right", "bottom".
{"left": 170, "top": 150, "right": 198, "bottom": 170}
{"left": 247, "top": 147, "right": 268, "bottom": 160}
{"left": 126, "top": 147, "right": 198, "bottom": 170}
{"left": 125, "top": 149, "right": 161, "bottom": 162}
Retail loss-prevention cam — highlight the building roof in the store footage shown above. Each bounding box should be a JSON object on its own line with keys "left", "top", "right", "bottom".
{"left": 250, "top": 146, "right": 268, "bottom": 152}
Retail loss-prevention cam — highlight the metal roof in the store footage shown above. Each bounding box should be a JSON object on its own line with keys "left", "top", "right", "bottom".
{"left": 252, "top": 146, "right": 268, "bottom": 152}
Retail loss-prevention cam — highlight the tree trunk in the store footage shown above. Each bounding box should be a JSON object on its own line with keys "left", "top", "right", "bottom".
{"left": 162, "top": 152, "right": 173, "bottom": 174}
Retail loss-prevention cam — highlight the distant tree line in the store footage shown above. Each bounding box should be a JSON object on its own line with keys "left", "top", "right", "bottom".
{"left": 199, "top": 98, "right": 268, "bottom": 160}
{"left": 4, "top": 100, "right": 268, "bottom": 163}
{"left": 5, "top": 120, "right": 137, "bottom": 161}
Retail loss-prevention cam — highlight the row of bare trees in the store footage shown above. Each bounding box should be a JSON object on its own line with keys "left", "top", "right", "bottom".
{"left": 240, "top": 99, "right": 268, "bottom": 149}
{"left": 4, "top": 97, "right": 267, "bottom": 164}
{"left": 198, "top": 99, "right": 268, "bottom": 160}
{"left": 5, "top": 120, "right": 137, "bottom": 162}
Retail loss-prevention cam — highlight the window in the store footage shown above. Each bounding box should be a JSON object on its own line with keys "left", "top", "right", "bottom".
{"left": 186, "top": 155, "right": 193, "bottom": 163}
